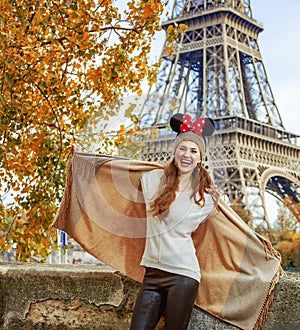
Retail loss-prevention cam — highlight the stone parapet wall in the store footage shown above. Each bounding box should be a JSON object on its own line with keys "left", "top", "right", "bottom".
{"left": 0, "top": 263, "right": 299, "bottom": 329}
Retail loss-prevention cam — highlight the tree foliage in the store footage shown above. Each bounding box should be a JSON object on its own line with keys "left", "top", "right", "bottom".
{"left": 273, "top": 201, "right": 300, "bottom": 267}
{"left": 230, "top": 199, "right": 252, "bottom": 225}
{"left": 275, "top": 231, "right": 300, "bottom": 268}
{"left": 0, "top": 0, "right": 170, "bottom": 261}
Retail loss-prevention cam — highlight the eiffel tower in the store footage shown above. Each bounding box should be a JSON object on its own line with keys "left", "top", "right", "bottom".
{"left": 137, "top": 0, "right": 300, "bottom": 232}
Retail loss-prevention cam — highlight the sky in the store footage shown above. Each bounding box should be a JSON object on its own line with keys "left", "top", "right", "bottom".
{"left": 250, "top": 1, "right": 300, "bottom": 223}
{"left": 251, "top": 0, "right": 300, "bottom": 136}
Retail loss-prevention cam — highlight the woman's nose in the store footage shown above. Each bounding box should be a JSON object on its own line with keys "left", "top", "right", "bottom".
{"left": 183, "top": 149, "right": 191, "bottom": 157}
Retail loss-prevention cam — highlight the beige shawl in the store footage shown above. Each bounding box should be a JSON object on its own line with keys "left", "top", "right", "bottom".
{"left": 53, "top": 152, "right": 282, "bottom": 330}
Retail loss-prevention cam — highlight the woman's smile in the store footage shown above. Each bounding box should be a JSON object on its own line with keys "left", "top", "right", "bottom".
{"left": 175, "top": 140, "right": 201, "bottom": 175}
{"left": 180, "top": 158, "right": 192, "bottom": 167}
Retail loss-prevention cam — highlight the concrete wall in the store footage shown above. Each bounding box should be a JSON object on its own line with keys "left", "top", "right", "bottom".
{"left": 0, "top": 263, "right": 299, "bottom": 330}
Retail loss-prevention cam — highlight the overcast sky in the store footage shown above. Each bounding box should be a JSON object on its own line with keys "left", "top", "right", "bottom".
{"left": 251, "top": 0, "right": 300, "bottom": 135}
{"left": 249, "top": 1, "right": 300, "bottom": 222}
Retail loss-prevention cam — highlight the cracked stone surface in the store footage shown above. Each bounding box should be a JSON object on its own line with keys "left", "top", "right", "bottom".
{"left": 0, "top": 263, "right": 299, "bottom": 329}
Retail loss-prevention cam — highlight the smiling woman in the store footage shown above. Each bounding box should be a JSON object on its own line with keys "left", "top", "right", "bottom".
{"left": 54, "top": 112, "right": 282, "bottom": 329}
{"left": 174, "top": 140, "right": 201, "bottom": 179}
{"left": 129, "top": 114, "right": 217, "bottom": 329}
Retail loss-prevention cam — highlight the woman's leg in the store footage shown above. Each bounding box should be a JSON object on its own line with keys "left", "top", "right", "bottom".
{"left": 164, "top": 275, "right": 199, "bottom": 330}
{"left": 130, "top": 285, "right": 165, "bottom": 330}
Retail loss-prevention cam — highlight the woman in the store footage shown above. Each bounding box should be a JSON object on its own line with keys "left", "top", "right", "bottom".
{"left": 53, "top": 113, "right": 281, "bottom": 330}
{"left": 130, "top": 114, "right": 217, "bottom": 330}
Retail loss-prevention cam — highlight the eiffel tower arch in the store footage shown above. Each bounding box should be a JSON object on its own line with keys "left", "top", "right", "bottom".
{"left": 136, "top": 0, "right": 300, "bottom": 232}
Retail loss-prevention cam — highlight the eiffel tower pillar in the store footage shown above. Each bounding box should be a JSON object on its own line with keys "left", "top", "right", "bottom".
{"left": 137, "top": 0, "right": 300, "bottom": 232}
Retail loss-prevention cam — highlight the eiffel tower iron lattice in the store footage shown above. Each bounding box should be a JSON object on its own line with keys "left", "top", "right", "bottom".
{"left": 136, "top": 0, "right": 300, "bottom": 232}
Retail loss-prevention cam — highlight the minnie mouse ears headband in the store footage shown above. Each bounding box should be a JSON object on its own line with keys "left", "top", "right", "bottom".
{"left": 170, "top": 113, "right": 215, "bottom": 156}
{"left": 170, "top": 113, "right": 215, "bottom": 136}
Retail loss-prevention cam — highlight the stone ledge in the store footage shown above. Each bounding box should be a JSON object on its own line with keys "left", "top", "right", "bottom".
{"left": 0, "top": 263, "right": 299, "bottom": 329}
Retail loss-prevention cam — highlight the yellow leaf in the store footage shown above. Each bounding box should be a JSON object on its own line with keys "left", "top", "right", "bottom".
{"left": 179, "top": 24, "right": 188, "bottom": 32}
{"left": 124, "top": 104, "right": 136, "bottom": 117}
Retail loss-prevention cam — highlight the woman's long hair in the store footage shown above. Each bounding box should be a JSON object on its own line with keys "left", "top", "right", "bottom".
{"left": 150, "top": 158, "right": 215, "bottom": 220}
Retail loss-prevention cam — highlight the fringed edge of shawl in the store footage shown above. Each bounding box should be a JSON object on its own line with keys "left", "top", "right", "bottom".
{"left": 253, "top": 239, "right": 285, "bottom": 330}
{"left": 253, "top": 269, "right": 280, "bottom": 330}
{"left": 261, "top": 237, "right": 281, "bottom": 261}
{"left": 52, "top": 155, "right": 73, "bottom": 228}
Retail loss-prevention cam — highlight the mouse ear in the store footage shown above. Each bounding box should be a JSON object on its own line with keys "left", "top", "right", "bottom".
{"left": 170, "top": 113, "right": 215, "bottom": 137}
{"left": 170, "top": 113, "right": 184, "bottom": 134}
{"left": 202, "top": 118, "right": 215, "bottom": 137}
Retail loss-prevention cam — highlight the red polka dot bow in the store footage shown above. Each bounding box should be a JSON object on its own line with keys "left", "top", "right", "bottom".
{"left": 180, "top": 114, "right": 206, "bottom": 136}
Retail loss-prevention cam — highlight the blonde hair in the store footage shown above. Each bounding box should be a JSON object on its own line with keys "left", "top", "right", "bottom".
{"left": 150, "top": 158, "right": 215, "bottom": 220}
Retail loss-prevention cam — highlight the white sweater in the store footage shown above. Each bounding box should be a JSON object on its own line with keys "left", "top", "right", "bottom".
{"left": 140, "top": 169, "right": 215, "bottom": 282}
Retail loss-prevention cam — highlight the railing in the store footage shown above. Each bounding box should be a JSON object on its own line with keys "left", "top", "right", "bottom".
{"left": 138, "top": 116, "right": 299, "bottom": 146}
{"left": 166, "top": 1, "right": 261, "bottom": 28}
{"left": 213, "top": 116, "right": 300, "bottom": 146}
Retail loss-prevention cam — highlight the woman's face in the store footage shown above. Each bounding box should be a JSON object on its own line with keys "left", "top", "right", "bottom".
{"left": 174, "top": 140, "right": 201, "bottom": 175}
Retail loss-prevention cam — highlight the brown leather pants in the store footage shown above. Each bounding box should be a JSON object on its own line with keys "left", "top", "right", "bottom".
{"left": 130, "top": 267, "right": 199, "bottom": 330}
